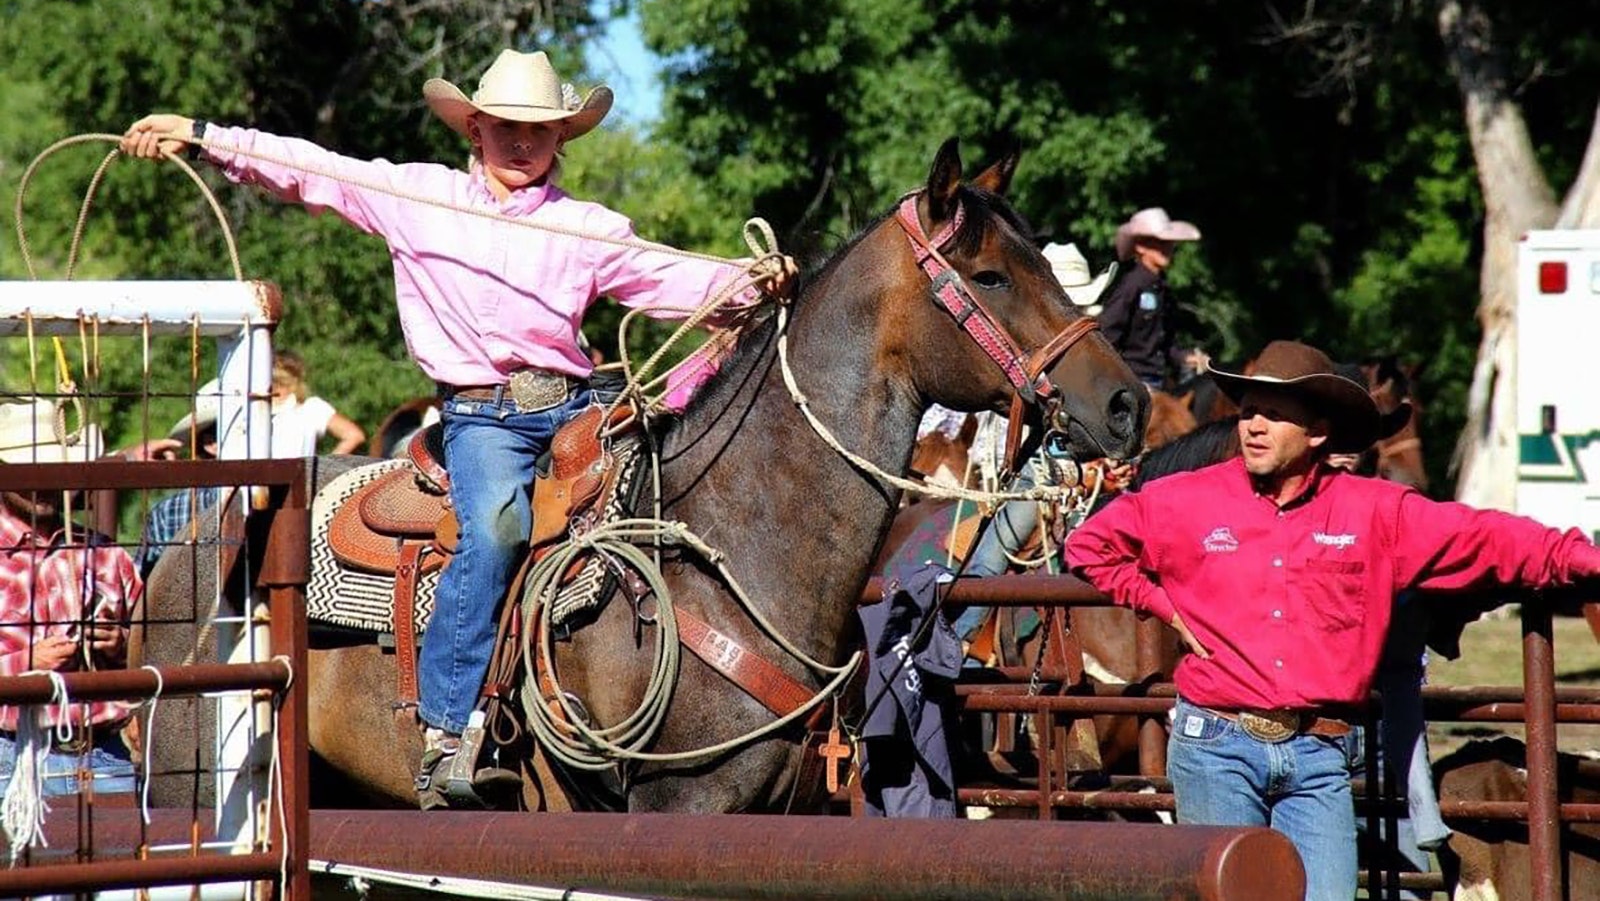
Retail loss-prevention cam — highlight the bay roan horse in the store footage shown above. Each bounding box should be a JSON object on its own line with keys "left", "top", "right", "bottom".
{"left": 138, "top": 139, "right": 1148, "bottom": 812}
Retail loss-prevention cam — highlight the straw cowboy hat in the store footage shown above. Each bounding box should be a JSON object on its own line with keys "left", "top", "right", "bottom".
{"left": 0, "top": 398, "right": 104, "bottom": 464}
{"left": 1114, "top": 207, "right": 1202, "bottom": 261}
{"left": 423, "top": 49, "right": 613, "bottom": 141}
{"left": 166, "top": 379, "right": 222, "bottom": 442}
{"left": 1040, "top": 243, "right": 1118, "bottom": 309}
{"left": 1207, "top": 341, "right": 1396, "bottom": 454}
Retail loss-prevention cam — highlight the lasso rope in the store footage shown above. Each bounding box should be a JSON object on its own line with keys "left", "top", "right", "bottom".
{"left": 136, "top": 664, "right": 164, "bottom": 826}
{"left": 15, "top": 134, "right": 243, "bottom": 280}
{"left": 519, "top": 518, "right": 859, "bottom": 770}
{"left": 774, "top": 301, "right": 1083, "bottom": 506}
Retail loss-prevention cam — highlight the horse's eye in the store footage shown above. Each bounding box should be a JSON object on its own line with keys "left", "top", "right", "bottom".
{"left": 970, "top": 270, "right": 1009, "bottom": 290}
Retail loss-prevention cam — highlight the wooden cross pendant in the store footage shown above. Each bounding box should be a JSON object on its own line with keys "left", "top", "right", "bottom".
{"left": 819, "top": 725, "right": 852, "bottom": 794}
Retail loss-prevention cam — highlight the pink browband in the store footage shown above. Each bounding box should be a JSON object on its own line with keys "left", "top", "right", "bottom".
{"left": 894, "top": 193, "right": 1098, "bottom": 406}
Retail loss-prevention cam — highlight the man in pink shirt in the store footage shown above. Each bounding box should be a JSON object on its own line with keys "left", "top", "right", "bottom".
{"left": 1064, "top": 340, "right": 1600, "bottom": 901}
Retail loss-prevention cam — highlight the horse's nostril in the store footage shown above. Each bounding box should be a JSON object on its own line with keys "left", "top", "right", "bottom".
{"left": 1107, "top": 388, "right": 1139, "bottom": 438}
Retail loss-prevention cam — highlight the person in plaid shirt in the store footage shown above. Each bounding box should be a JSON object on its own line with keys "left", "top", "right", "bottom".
{"left": 137, "top": 407, "right": 222, "bottom": 579}
{"left": 0, "top": 399, "right": 149, "bottom": 796}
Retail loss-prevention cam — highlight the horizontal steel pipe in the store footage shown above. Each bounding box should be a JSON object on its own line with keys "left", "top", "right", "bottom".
{"left": 0, "top": 458, "right": 305, "bottom": 492}
{"left": 1429, "top": 702, "right": 1600, "bottom": 723}
{"left": 1439, "top": 800, "right": 1600, "bottom": 822}
{"left": 976, "top": 673, "right": 1179, "bottom": 696}
{"left": 308, "top": 810, "right": 1303, "bottom": 901}
{"left": 959, "top": 789, "right": 1177, "bottom": 813}
{"left": 0, "top": 852, "right": 279, "bottom": 896}
{"left": 861, "top": 574, "right": 1114, "bottom": 607}
{"left": 0, "top": 660, "right": 290, "bottom": 704}
{"left": 0, "top": 280, "right": 281, "bottom": 335}
{"left": 1423, "top": 685, "right": 1600, "bottom": 704}
{"left": 959, "top": 693, "right": 1175, "bottom": 715}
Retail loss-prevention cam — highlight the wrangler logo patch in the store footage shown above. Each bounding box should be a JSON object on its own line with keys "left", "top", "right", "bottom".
{"left": 1313, "top": 532, "right": 1357, "bottom": 549}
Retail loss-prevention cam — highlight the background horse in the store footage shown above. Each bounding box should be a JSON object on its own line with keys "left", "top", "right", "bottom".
{"left": 367, "top": 396, "right": 440, "bottom": 459}
{"left": 139, "top": 139, "right": 1148, "bottom": 813}
{"left": 1360, "top": 356, "right": 1428, "bottom": 491}
{"left": 1143, "top": 388, "right": 1198, "bottom": 450}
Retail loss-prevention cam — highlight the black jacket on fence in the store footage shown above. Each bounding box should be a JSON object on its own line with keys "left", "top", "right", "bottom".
{"left": 857, "top": 562, "right": 962, "bottom": 818}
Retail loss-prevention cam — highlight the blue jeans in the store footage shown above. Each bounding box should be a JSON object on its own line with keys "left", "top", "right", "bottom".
{"left": 952, "top": 467, "right": 1044, "bottom": 646}
{"left": 1167, "top": 698, "right": 1357, "bottom": 901}
{"left": 1349, "top": 597, "right": 1450, "bottom": 899}
{"left": 0, "top": 728, "right": 136, "bottom": 796}
{"left": 417, "top": 389, "right": 591, "bottom": 734}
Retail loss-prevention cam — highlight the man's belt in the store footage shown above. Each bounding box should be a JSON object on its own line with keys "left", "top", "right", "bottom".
{"left": 1207, "top": 706, "right": 1357, "bottom": 743}
{"left": 440, "top": 369, "right": 575, "bottom": 412}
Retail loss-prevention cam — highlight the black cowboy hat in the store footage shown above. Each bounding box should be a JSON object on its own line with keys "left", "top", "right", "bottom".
{"left": 1207, "top": 341, "right": 1397, "bottom": 454}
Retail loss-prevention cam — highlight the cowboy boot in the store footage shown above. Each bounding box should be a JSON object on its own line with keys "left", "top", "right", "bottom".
{"left": 415, "top": 727, "right": 492, "bottom": 810}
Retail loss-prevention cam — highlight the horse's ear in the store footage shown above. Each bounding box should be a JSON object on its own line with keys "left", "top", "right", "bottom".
{"left": 927, "top": 138, "right": 963, "bottom": 222}
{"left": 1180, "top": 391, "right": 1195, "bottom": 410}
{"left": 969, "top": 141, "right": 1021, "bottom": 197}
{"left": 958, "top": 413, "right": 979, "bottom": 444}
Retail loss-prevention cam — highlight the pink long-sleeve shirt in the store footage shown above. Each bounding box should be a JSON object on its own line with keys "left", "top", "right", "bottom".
{"left": 1064, "top": 457, "right": 1600, "bottom": 710}
{"left": 201, "top": 125, "right": 751, "bottom": 388}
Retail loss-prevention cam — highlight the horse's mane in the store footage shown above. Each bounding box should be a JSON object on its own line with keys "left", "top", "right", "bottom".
{"left": 1130, "top": 416, "right": 1240, "bottom": 490}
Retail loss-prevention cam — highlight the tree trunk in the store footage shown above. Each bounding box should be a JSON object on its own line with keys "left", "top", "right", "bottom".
{"left": 1441, "top": 0, "right": 1561, "bottom": 508}
{"left": 1557, "top": 100, "right": 1600, "bottom": 228}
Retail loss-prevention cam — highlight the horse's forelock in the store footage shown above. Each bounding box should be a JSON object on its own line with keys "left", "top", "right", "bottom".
{"left": 945, "top": 185, "right": 1035, "bottom": 259}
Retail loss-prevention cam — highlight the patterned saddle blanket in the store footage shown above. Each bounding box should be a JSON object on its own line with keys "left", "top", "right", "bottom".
{"left": 306, "top": 420, "right": 646, "bottom": 636}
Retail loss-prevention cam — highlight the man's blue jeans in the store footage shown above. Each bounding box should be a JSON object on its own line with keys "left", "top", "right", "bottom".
{"left": 951, "top": 466, "right": 1044, "bottom": 643}
{"left": 417, "top": 389, "right": 590, "bottom": 734}
{"left": 0, "top": 729, "right": 135, "bottom": 796}
{"left": 1167, "top": 698, "right": 1358, "bottom": 901}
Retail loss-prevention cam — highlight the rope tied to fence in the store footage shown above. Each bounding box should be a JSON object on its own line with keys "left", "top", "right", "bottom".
{"left": 2, "top": 670, "right": 72, "bottom": 864}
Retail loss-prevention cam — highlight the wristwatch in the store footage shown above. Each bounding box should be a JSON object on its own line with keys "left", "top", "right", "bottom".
{"left": 188, "top": 118, "right": 209, "bottom": 160}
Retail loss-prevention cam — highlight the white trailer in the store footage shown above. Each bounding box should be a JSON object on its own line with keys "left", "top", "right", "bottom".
{"left": 1516, "top": 229, "right": 1600, "bottom": 540}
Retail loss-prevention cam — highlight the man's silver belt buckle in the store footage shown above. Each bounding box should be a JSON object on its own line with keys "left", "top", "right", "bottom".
{"left": 508, "top": 370, "right": 569, "bottom": 412}
{"left": 1237, "top": 709, "right": 1300, "bottom": 743}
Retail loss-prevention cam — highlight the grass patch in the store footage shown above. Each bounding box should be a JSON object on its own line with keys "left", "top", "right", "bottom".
{"left": 1425, "top": 612, "right": 1600, "bottom": 758}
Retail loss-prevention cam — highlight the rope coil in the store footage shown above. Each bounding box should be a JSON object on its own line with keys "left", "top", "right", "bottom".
{"left": 518, "top": 518, "right": 859, "bottom": 771}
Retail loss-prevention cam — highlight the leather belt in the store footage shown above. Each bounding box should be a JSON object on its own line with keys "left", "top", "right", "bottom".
{"left": 440, "top": 368, "right": 575, "bottom": 412}
{"left": 1206, "top": 706, "right": 1357, "bottom": 742}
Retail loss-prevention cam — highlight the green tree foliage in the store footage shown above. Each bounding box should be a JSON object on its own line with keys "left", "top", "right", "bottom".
{"left": 639, "top": 0, "right": 1600, "bottom": 493}
{"left": 5, "top": 0, "right": 1598, "bottom": 501}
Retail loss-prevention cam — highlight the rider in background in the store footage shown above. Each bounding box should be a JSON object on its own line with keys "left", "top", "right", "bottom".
{"left": 121, "top": 48, "right": 795, "bottom": 810}
{"left": 1100, "top": 207, "right": 1207, "bottom": 391}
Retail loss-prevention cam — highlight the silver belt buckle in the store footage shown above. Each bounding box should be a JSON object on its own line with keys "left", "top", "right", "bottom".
{"left": 1237, "top": 709, "right": 1300, "bottom": 743}
{"left": 508, "top": 370, "right": 569, "bottom": 412}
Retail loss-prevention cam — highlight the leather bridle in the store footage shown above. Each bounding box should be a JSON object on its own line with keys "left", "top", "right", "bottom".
{"left": 894, "top": 191, "right": 1102, "bottom": 472}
